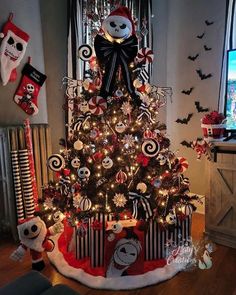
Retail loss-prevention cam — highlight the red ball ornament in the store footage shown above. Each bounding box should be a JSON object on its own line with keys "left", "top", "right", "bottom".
{"left": 115, "top": 170, "right": 128, "bottom": 184}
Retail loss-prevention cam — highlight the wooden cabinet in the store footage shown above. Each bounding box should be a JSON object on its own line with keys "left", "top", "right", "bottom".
{"left": 206, "top": 140, "right": 236, "bottom": 248}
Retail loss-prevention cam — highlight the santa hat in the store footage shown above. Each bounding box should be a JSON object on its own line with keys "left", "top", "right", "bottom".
{"left": 0, "top": 14, "right": 29, "bottom": 42}
{"left": 18, "top": 216, "right": 37, "bottom": 225}
{"left": 106, "top": 6, "right": 135, "bottom": 35}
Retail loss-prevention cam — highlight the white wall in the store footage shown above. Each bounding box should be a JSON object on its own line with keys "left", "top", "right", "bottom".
{"left": 165, "top": 0, "right": 226, "bottom": 197}
{"left": 0, "top": 0, "right": 47, "bottom": 125}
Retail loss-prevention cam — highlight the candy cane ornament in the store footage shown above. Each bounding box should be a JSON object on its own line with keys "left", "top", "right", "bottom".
{"left": 177, "top": 157, "right": 189, "bottom": 173}
{"left": 89, "top": 96, "right": 107, "bottom": 115}
{"left": 137, "top": 47, "right": 154, "bottom": 64}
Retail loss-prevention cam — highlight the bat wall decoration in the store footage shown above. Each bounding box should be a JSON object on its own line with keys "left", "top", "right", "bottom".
{"left": 204, "top": 45, "right": 212, "bottom": 51}
{"left": 180, "top": 140, "right": 192, "bottom": 148}
{"left": 205, "top": 20, "right": 214, "bottom": 26}
{"left": 175, "top": 113, "right": 193, "bottom": 124}
{"left": 196, "top": 69, "right": 212, "bottom": 80}
{"left": 197, "top": 32, "right": 205, "bottom": 39}
{"left": 188, "top": 54, "right": 199, "bottom": 61}
{"left": 195, "top": 101, "right": 209, "bottom": 112}
{"left": 181, "top": 87, "right": 194, "bottom": 95}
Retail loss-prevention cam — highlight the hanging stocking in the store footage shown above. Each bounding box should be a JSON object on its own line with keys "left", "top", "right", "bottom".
{"left": 14, "top": 62, "right": 47, "bottom": 115}
{"left": 0, "top": 13, "right": 30, "bottom": 85}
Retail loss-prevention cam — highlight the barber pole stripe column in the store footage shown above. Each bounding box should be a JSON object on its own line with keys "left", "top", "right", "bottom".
{"left": 75, "top": 219, "right": 90, "bottom": 260}
{"left": 90, "top": 213, "right": 113, "bottom": 268}
{"left": 145, "top": 215, "right": 192, "bottom": 261}
{"left": 10, "top": 151, "right": 24, "bottom": 221}
{"left": 18, "top": 150, "right": 35, "bottom": 218}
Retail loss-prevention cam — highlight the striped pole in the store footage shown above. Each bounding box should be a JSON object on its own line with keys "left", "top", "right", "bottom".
{"left": 18, "top": 149, "right": 35, "bottom": 218}
{"left": 10, "top": 151, "right": 25, "bottom": 221}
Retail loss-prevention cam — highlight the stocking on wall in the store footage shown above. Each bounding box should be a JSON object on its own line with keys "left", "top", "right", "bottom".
{"left": 14, "top": 62, "right": 47, "bottom": 115}
{"left": 0, "top": 13, "right": 29, "bottom": 85}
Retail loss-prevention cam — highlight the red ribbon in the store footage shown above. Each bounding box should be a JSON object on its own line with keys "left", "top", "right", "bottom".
{"left": 136, "top": 153, "right": 150, "bottom": 167}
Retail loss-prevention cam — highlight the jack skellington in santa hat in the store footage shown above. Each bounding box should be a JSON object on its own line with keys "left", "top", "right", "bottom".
{"left": 106, "top": 228, "right": 142, "bottom": 277}
{"left": 94, "top": 6, "right": 141, "bottom": 105}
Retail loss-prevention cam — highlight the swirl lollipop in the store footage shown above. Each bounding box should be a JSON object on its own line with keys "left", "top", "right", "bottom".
{"left": 47, "top": 154, "right": 65, "bottom": 172}
{"left": 141, "top": 139, "right": 160, "bottom": 157}
{"left": 78, "top": 44, "right": 93, "bottom": 61}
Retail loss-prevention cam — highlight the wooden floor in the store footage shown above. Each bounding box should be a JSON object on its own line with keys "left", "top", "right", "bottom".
{"left": 1, "top": 213, "right": 236, "bottom": 295}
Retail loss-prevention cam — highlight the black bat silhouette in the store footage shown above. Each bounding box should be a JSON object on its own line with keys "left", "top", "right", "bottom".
{"left": 205, "top": 20, "right": 214, "bottom": 26}
{"left": 181, "top": 87, "right": 194, "bottom": 95}
{"left": 197, "top": 32, "right": 205, "bottom": 39}
{"left": 204, "top": 45, "right": 212, "bottom": 51}
{"left": 195, "top": 101, "right": 209, "bottom": 112}
{"left": 180, "top": 140, "right": 192, "bottom": 148}
{"left": 188, "top": 54, "right": 199, "bottom": 61}
{"left": 175, "top": 113, "right": 193, "bottom": 124}
{"left": 196, "top": 69, "right": 212, "bottom": 80}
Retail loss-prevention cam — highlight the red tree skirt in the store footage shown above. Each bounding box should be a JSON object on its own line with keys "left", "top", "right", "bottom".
{"left": 47, "top": 233, "right": 190, "bottom": 290}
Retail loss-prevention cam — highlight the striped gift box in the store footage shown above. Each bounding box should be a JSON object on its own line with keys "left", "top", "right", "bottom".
{"left": 75, "top": 219, "right": 90, "bottom": 260}
{"left": 145, "top": 216, "right": 192, "bottom": 260}
{"left": 90, "top": 213, "right": 113, "bottom": 268}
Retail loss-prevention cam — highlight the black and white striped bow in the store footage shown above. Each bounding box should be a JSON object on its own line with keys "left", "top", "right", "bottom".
{"left": 94, "top": 34, "right": 138, "bottom": 99}
{"left": 72, "top": 111, "right": 91, "bottom": 131}
{"left": 129, "top": 192, "right": 153, "bottom": 220}
{"left": 137, "top": 102, "right": 155, "bottom": 123}
{"left": 59, "top": 176, "right": 71, "bottom": 196}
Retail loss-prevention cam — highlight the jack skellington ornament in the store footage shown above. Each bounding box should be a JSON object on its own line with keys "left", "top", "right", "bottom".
{"left": 94, "top": 7, "right": 140, "bottom": 105}
{"left": 0, "top": 14, "right": 29, "bottom": 85}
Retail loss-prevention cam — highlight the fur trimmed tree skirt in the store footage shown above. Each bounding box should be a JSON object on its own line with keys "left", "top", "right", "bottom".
{"left": 47, "top": 233, "right": 190, "bottom": 290}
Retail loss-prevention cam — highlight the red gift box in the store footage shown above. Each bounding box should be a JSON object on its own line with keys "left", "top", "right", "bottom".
{"left": 105, "top": 226, "right": 144, "bottom": 277}
{"left": 201, "top": 122, "right": 226, "bottom": 139}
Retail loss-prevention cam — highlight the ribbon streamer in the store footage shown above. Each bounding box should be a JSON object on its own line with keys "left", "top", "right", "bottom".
{"left": 129, "top": 191, "right": 153, "bottom": 220}
{"left": 59, "top": 175, "right": 71, "bottom": 196}
{"left": 137, "top": 102, "right": 155, "bottom": 123}
{"left": 72, "top": 111, "right": 91, "bottom": 131}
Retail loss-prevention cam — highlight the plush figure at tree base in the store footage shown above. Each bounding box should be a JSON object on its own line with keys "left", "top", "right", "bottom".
{"left": 10, "top": 216, "right": 63, "bottom": 271}
{"left": 94, "top": 6, "right": 141, "bottom": 105}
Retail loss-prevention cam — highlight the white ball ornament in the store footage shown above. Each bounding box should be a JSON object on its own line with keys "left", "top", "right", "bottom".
{"left": 79, "top": 196, "right": 92, "bottom": 211}
{"left": 74, "top": 139, "right": 84, "bottom": 151}
{"left": 136, "top": 182, "right": 147, "bottom": 193}
{"left": 102, "top": 156, "right": 113, "bottom": 169}
{"left": 166, "top": 211, "right": 177, "bottom": 225}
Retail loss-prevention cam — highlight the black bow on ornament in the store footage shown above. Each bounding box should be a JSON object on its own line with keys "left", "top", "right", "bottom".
{"left": 94, "top": 34, "right": 140, "bottom": 104}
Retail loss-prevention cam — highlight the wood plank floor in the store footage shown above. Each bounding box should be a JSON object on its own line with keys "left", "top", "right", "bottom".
{"left": 0, "top": 213, "right": 236, "bottom": 295}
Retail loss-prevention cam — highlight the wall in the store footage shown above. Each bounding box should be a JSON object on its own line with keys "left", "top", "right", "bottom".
{"left": 166, "top": 0, "right": 226, "bottom": 199}
{"left": 40, "top": 0, "right": 67, "bottom": 153}
{"left": 0, "top": 0, "right": 47, "bottom": 125}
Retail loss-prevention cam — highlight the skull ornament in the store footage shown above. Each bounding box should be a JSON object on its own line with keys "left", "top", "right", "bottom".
{"left": 71, "top": 157, "right": 81, "bottom": 168}
{"left": 115, "top": 121, "right": 126, "bottom": 133}
{"left": 78, "top": 167, "right": 90, "bottom": 179}
{"left": 156, "top": 153, "right": 166, "bottom": 165}
{"left": 111, "top": 222, "right": 123, "bottom": 234}
{"left": 79, "top": 101, "right": 89, "bottom": 113}
{"left": 166, "top": 210, "right": 177, "bottom": 225}
{"left": 102, "top": 156, "right": 113, "bottom": 169}
{"left": 26, "top": 83, "right": 35, "bottom": 94}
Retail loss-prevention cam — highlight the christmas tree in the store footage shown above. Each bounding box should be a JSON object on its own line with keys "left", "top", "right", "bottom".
{"left": 42, "top": 6, "right": 199, "bottom": 233}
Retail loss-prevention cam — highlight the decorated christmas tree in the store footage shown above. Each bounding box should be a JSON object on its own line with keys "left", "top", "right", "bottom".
{"left": 40, "top": 5, "right": 199, "bottom": 281}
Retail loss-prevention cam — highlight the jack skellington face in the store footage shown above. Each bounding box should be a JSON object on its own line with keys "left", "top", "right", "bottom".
{"left": 113, "top": 238, "right": 141, "bottom": 266}
{"left": 102, "top": 15, "right": 132, "bottom": 42}
{"left": 78, "top": 166, "right": 90, "bottom": 179}
{"left": 4, "top": 31, "right": 26, "bottom": 61}
{"left": 26, "top": 83, "right": 35, "bottom": 94}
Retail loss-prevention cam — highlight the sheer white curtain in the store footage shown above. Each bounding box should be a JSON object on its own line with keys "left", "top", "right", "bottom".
{"left": 219, "top": 0, "right": 236, "bottom": 112}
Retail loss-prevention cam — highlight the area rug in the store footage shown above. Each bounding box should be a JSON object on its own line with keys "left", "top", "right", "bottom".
{"left": 47, "top": 233, "right": 191, "bottom": 290}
